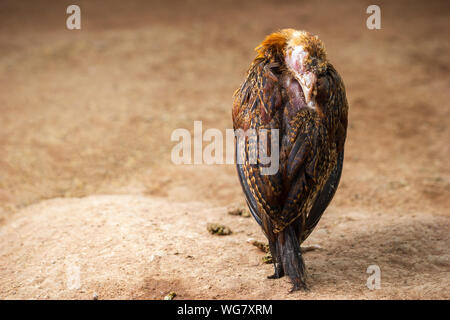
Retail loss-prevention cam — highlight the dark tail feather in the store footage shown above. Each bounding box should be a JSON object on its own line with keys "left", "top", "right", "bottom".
{"left": 277, "top": 225, "right": 307, "bottom": 291}
{"left": 267, "top": 240, "right": 284, "bottom": 279}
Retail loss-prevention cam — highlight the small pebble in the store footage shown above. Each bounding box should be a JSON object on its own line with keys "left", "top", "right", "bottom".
{"left": 248, "top": 239, "right": 269, "bottom": 253}
{"left": 207, "top": 223, "right": 232, "bottom": 236}
{"left": 300, "top": 244, "right": 322, "bottom": 253}
{"left": 228, "top": 207, "right": 251, "bottom": 217}
{"left": 262, "top": 253, "right": 273, "bottom": 264}
{"left": 164, "top": 292, "right": 177, "bottom": 300}
{"left": 228, "top": 208, "right": 243, "bottom": 216}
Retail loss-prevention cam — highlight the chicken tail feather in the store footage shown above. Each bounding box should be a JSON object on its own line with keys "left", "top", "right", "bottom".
{"left": 277, "top": 225, "right": 308, "bottom": 291}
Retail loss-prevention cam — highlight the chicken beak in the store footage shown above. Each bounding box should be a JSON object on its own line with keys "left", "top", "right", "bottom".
{"left": 296, "top": 72, "right": 317, "bottom": 109}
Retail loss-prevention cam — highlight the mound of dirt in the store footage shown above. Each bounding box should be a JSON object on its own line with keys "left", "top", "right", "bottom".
{"left": 0, "top": 195, "right": 448, "bottom": 299}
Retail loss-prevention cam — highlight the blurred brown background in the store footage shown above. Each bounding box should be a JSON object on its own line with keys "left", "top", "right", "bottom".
{"left": 0, "top": 0, "right": 449, "bottom": 299}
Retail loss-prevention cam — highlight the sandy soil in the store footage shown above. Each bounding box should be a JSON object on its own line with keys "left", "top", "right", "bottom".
{"left": 0, "top": 0, "right": 449, "bottom": 299}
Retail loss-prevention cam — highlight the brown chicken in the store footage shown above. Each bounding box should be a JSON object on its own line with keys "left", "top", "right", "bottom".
{"left": 232, "top": 29, "right": 348, "bottom": 291}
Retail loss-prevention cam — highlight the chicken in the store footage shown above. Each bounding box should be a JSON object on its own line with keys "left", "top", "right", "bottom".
{"left": 232, "top": 29, "right": 348, "bottom": 291}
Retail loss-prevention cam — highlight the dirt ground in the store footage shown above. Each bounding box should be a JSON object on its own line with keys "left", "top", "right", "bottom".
{"left": 0, "top": 0, "right": 449, "bottom": 299}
